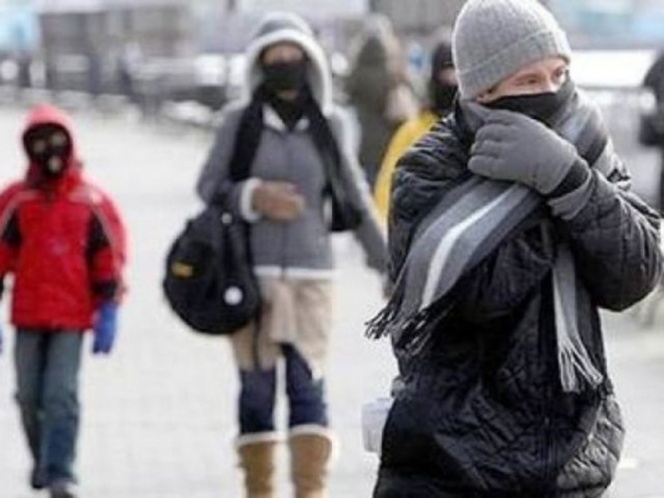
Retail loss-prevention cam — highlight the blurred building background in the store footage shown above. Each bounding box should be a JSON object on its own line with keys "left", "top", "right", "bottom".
{"left": 1, "top": 0, "right": 664, "bottom": 167}
{"left": 547, "top": 0, "right": 664, "bottom": 48}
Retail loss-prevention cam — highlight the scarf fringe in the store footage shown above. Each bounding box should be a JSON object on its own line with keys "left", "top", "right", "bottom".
{"left": 364, "top": 302, "right": 399, "bottom": 339}
{"left": 552, "top": 244, "right": 605, "bottom": 393}
{"left": 557, "top": 333, "right": 604, "bottom": 393}
{"left": 365, "top": 277, "right": 408, "bottom": 339}
{"left": 365, "top": 282, "right": 451, "bottom": 359}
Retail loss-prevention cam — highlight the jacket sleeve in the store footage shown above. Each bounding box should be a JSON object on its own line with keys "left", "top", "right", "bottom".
{"left": 0, "top": 212, "right": 19, "bottom": 296}
{"left": 549, "top": 157, "right": 662, "bottom": 311}
{"left": 88, "top": 190, "right": 128, "bottom": 305}
{"left": 329, "top": 110, "right": 387, "bottom": 273}
{"left": 195, "top": 104, "right": 252, "bottom": 218}
{"left": 0, "top": 183, "right": 23, "bottom": 283}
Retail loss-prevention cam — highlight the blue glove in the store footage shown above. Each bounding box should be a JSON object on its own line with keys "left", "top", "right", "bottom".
{"left": 93, "top": 302, "right": 118, "bottom": 355}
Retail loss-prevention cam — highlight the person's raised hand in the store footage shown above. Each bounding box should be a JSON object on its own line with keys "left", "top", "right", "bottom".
{"left": 252, "top": 181, "right": 305, "bottom": 221}
{"left": 469, "top": 108, "right": 585, "bottom": 195}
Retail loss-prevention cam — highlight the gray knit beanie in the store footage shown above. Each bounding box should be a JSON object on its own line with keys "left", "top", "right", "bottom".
{"left": 452, "top": 0, "right": 571, "bottom": 99}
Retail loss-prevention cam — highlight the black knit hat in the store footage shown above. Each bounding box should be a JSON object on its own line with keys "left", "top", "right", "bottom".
{"left": 431, "top": 40, "right": 454, "bottom": 74}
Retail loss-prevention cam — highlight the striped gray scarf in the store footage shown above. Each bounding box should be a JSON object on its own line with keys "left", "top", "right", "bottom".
{"left": 368, "top": 89, "right": 623, "bottom": 393}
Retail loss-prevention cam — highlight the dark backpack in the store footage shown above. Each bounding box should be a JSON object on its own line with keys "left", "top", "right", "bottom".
{"left": 163, "top": 202, "right": 260, "bottom": 335}
{"left": 163, "top": 97, "right": 262, "bottom": 336}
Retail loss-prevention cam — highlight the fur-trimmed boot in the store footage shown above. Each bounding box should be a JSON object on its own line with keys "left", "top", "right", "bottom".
{"left": 237, "top": 433, "right": 279, "bottom": 498}
{"left": 289, "top": 426, "right": 335, "bottom": 498}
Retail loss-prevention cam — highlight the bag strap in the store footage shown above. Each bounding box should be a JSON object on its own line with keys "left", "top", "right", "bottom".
{"left": 228, "top": 93, "right": 264, "bottom": 183}
{"left": 304, "top": 91, "right": 362, "bottom": 231}
{"left": 213, "top": 92, "right": 264, "bottom": 281}
{"left": 208, "top": 89, "right": 263, "bottom": 209}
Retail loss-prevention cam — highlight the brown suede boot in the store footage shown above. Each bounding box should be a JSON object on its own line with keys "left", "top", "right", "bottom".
{"left": 289, "top": 427, "right": 334, "bottom": 498}
{"left": 237, "top": 435, "right": 278, "bottom": 498}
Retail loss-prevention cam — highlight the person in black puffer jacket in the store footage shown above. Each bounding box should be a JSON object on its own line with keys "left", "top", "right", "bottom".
{"left": 367, "top": 1, "right": 663, "bottom": 497}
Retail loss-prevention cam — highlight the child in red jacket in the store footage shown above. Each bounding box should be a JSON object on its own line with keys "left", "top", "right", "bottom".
{"left": 0, "top": 104, "right": 127, "bottom": 498}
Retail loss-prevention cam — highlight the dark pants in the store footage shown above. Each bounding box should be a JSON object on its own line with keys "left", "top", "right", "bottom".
{"left": 239, "top": 344, "right": 327, "bottom": 434}
{"left": 14, "top": 330, "right": 83, "bottom": 484}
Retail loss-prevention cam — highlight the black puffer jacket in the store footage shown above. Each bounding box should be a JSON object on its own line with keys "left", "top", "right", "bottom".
{"left": 374, "top": 104, "right": 662, "bottom": 497}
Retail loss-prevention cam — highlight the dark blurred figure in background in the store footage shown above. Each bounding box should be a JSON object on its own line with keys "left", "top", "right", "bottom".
{"left": 643, "top": 50, "right": 664, "bottom": 213}
{"left": 373, "top": 36, "right": 457, "bottom": 224}
{"left": 345, "top": 15, "right": 419, "bottom": 189}
{"left": 16, "top": 50, "right": 33, "bottom": 89}
{"left": 117, "top": 41, "right": 142, "bottom": 104}
{"left": 85, "top": 43, "right": 103, "bottom": 97}
{"left": 44, "top": 55, "right": 59, "bottom": 92}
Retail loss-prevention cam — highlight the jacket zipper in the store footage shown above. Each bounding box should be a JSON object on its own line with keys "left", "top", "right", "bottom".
{"left": 539, "top": 224, "right": 557, "bottom": 496}
{"left": 542, "top": 410, "right": 554, "bottom": 495}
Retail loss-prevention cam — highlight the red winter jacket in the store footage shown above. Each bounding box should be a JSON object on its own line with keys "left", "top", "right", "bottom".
{"left": 0, "top": 105, "right": 127, "bottom": 331}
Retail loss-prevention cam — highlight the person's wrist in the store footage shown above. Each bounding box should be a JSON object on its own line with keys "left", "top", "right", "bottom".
{"left": 544, "top": 158, "right": 590, "bottom": 198}
{"left": 96, "top": 301, "right": 118, "bottom": 328}
{"left": 100, "top": 300, "right": 117, "bottom": 311}
{"left": 242, "top": 178, "right": 263, "bottom": 221}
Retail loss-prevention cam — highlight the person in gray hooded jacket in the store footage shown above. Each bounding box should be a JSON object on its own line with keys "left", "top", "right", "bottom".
{"left": 196, "top": 11, "right": 387, "bottom": 498}
{"left": 368, "top": 0, "right": 662, "bottom": 497}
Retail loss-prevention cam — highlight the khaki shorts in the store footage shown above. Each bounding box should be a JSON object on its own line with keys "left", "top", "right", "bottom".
{"left": 230, "top": 276, "right": 334, "bottom": 376}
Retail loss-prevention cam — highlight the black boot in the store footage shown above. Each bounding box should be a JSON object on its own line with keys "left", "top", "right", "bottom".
{"left": 30, "top": 466, "right": 47, "bottom": 490}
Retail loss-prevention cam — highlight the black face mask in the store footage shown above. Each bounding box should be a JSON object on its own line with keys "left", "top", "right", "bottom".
{"left": 262, "top": 60, "right": 308, "bottom": 94}
{"left": 264, "top": 88, "right": 308, "bottom": 130}
{"left": 430, "top": 82, "right": 457, "bottom": 114}
{"left": 24, "top": 124, "right": 72, "bottom": 178}
{"left": 486, "top": 77, "right": 574, "bottom": 126}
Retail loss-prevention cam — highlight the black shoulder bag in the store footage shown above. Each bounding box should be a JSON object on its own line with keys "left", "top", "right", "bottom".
{"left": 162, "top": 101, "right": 262, "bottom": 335}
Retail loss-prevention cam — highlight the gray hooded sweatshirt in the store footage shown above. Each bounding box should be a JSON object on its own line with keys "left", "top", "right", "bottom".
{"left": 196, "top": 12, "right": 386, "bottom": 279}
